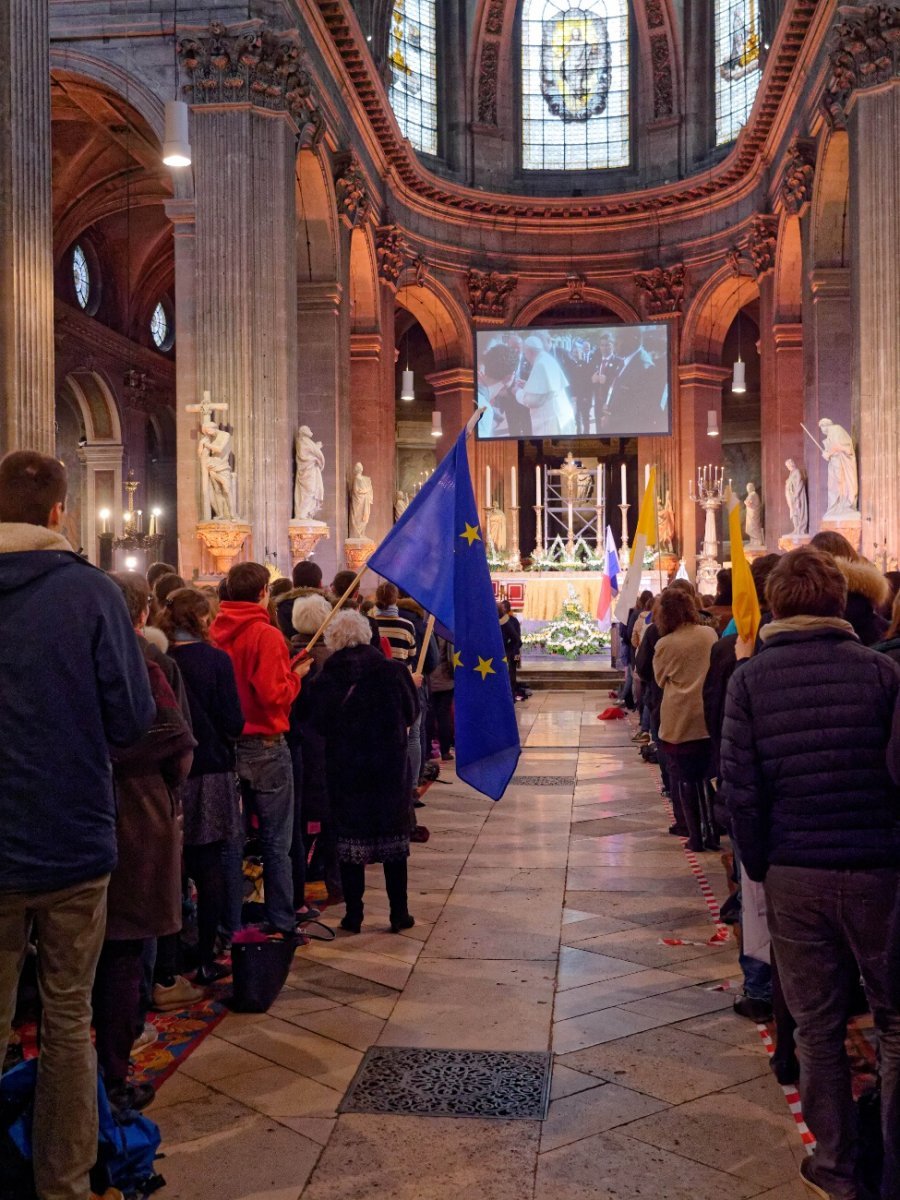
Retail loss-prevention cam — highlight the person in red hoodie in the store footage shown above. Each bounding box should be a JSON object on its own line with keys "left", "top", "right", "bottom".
{"left": 210, "top": 561, "right": 312, "bottom": 937}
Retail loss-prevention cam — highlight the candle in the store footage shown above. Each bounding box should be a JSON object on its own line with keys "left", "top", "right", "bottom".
{"left": 511, "top": 465, "right": 517, "bottom": 509}
{"left": 485, "top": 465, "right": 491, "bottom": 509}
{"left": 148, "top": 513, "right": 155, "bottom": 537}
{"left": 620, "top": 463, "right": 627, "bottom": 505}
{"left": 596, "top": 463, "right": 602, "bottom": 505}
{"left": 137, "top": 509, "right": 144, "bottom": 534}
{"left": 535, "top": 465, "right": 541, "bottom": 503}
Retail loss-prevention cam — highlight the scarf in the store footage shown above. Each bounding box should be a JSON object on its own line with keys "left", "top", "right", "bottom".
{"left": 759, "top": 614, "right": 856, "bottom": 642}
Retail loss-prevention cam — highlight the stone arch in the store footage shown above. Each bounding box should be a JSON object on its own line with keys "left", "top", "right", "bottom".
{"left": 394, "top": 277, "right": 472, "bottom": 369}
{"left": 63, "top": 370, "right": 123, "bottom": 444}
{"left": 348, "top": 224, "right": 380, "bottom": 332}
{"left": 56, "top": 371, "right": 124, "bottom": 559}
{"left": 296, "top": 149, "right": 340, "bottom": 284}
{"left": 681, "top": 265, "right": 760, "bottom": 365}
{"left": 774, "top": 212, "right": 803, "bottom": 323}
{"left": 811, "top": 129, "right": 850, "bottom": 270}
{"left": 514, "top": 285, "right": 641, "bottom": 327}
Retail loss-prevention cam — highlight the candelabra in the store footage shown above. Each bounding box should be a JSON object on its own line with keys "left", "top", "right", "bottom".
{"left": 507, "top": 506, "right": 522, "bottom": 571}
{"left": 689, "top": 465, "right": 727, "bottom": 593}
{"left": 98, "top": 472, "right": 163, "bottom": 572}
{"left": 533, "top": 501, "right": 544, "bottom": 558}
{"left": 618, "top": 502, "right": 631, "bottom": 568}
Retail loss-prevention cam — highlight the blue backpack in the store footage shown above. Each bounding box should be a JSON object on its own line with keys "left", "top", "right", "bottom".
{"left": 0, "top": 1059, "right": 164, "bottom": 1198}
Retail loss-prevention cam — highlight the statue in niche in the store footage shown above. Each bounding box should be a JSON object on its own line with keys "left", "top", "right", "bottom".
{"left": 349, "top": 462, "right": 374, "bottom": 538}
{"left": 658, "top": 489, "right": 675, "bottom": 554}
{"left": 294, "top": 426, "right": 325, "bottom": 521}
{"left": 486, "top": 502, "right": 507, "bottom": 552}
{"left": 784, "top": 458, "right": 809, "bottom": 536}
{"left": 743, "top": 482, "right": 764, "bottom": 546}
{"left": 819, "top": 418, "right": 859, "bottom": 517}
{"left": 394, "top": 490, "right": 410, "bottom": 521}
{"left": 198, "top": 421, "right": 235, "bottom": 520}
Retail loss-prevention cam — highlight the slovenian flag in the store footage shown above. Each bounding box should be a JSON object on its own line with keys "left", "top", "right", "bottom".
{"left": 596, "top": 526, "right": 620, "bottom": 628}
{"left": 727, "top": 486, "right": 761, "bottom": 643}
{"left": 613, "top": 468, "right": 657, "bottom": 622}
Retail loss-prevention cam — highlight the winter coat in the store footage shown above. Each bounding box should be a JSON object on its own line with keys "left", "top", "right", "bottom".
{"left": 142, "top": 636, "right": 191, "bottom": 726}
{"left": 721, "top": 617, "right": 900, "bottom": 882}
{"left": 167, "top": 640, "right": 245, "bottom": 775}
{"left": 288, "top": 634, "right": 333, "bottom": 826}
{"left": 874, "top": 635, "right": 900, "bottom": 668}
{"left": 653, "top": 623, "right": 718, "bottom": 744}
{"left": 398, "top": 598, "right": 440, "bottom": 674}
{"left": 500, "top": 613, "right": 522, "bottom": 664}
{"left": 836, "top": 558, "right": 890, "bottom": 646}
{"left": 0, "top": 523, "right": 154, "bottom": 893}
{"left": 310, "top": 644, "right": 418, "bottom": 842}
{"left": 429, "top": 637, "right": 456, "bottom": 693}
{"left": 107, "top": 658, "right": 195, "bottom": 940}
{"left": 634, "top": 623, "right": 662, "bottom": 722}
{"left": 275, "top": 586, "right": 333, "bottom": 639}
{"left": 211, "top": 601, "right": 301, "bottom": 735}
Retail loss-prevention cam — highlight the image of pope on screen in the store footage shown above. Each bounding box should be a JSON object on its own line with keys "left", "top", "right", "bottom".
{"left": 475, "top": 324, "right": 670, "bottom": 439}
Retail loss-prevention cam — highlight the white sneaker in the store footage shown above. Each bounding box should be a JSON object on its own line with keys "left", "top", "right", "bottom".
{"left": 152, "top": 975, "right": 205, "bottom": 1012}
{"left": 131, "top": 1021, "right": 158, "bottom": 1056}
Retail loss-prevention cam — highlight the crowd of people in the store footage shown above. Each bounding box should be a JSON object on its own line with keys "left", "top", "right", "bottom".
{"left": 616, "top": 535, "right": 900, "bottom": 1200}
{"left": 0, "top": 451, "right": 475, "bottom": 1200}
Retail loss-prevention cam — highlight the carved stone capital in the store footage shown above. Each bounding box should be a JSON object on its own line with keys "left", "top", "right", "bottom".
{"left": 821, "top": 3, "right": 900, "bottom": 129}
{"left": 634, "top": 263, "right": 685, "bottom": 316}
{"left": 334, "top": 152, "right": 370, "bottom": 228}
{"left": 179, "top": 21, "right": 323, "bottom": 144}
{"left": 465, "top": 269, "right": 517, "bottom": 320}
{"left": 565, "top": 273, "right": 588, "bottom": 303}
{"left": 197, "top": 519, "right": 251, "bottom": 574}
{"left": 779, "top": 136, "right": 816, "bottom": 216}
{"left": 375, "top": 224, "right": 407, "bottom": 288}
{"left": 743, "top": 215, "right": 779, "bottom": 278}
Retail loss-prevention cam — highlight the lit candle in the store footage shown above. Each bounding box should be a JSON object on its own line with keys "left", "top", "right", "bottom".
{"left": 99, "top": 508, "right": 110, "bottom": 535}
{"left": 485, "top": 465, "right": 491, "bottom": 509}
{"left": 152, "top": 507, "right": 162, "bottom": 537}
{"left": 535, "top": 465, "right": 541, "bottom": 503}
{"left": 137, "top": 509, "right": 144, "bottom": 533}
{"left": 596, "top": 463, "right": 602, "bottom": 505}
{"left": 620, "top": 463, "right": 627, "bottom": 505}
{"left": 511, "top": 465, "right": 517, "bottom": 509}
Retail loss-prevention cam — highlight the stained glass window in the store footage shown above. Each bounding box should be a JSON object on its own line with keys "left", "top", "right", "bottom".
{"left": 387, "top": 0, "right": 438, "bottom": 156}
{"left": 150, "top": 302, "right": 169, "bottom": 349}
{"left": 521, "top": 0, "right": 630, "bottom": 171}
{"left": 714, "top": 0, "right": 762, "bottom": 145}
{"left": 72, "top": 244, "right": 90, "bottom": 309}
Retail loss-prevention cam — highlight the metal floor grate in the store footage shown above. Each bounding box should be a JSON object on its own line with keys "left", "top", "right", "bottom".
{"left": 510, "top": 774, "right": 575, "bottom": 786}
{"left": 340, "top": 1047, "right": 552, "bottom": 1120}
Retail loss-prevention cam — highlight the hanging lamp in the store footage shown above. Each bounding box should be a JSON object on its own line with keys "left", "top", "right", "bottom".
{"left": 162, "top": 3, "right": 191, "bottom": 167}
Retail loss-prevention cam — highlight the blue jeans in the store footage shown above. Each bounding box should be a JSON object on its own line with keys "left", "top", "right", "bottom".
{"left": 407, "top": 708, "right": 423, "bottom": 793}
{"left": 236, "top": 737, "right": 295, "bottom": 933}
{"left": 732, "top": 841, "right": 772, "bottom": 1003}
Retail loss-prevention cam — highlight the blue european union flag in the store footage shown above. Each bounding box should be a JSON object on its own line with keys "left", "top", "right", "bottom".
{"left": 367, "top": 428, "right": 521, "bottom": 800}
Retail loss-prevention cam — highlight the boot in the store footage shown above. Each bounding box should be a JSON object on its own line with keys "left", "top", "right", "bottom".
{"left": 699, "top": 782, "right": 721, "bottom": 851}
{"left": 680, "top": 781, "right": 705, "bottom": 852}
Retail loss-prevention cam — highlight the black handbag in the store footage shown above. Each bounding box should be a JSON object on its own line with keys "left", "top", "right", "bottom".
{"left": 230, "top": 938, "right": 296, "bottom": 1012}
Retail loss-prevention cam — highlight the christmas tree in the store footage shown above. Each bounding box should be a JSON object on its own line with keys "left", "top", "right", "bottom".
{"left": 522, "top": 587, "right": 609, "bottom": 659}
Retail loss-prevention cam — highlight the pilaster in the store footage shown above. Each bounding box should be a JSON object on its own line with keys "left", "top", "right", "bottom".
{"left": 805, "top": 268, "right": 851, "bottom": 529}
{"left": 677, "top": 364, "right": 729, "bottom": 574}
{"left": 0, "top": 0, "right": 54, "bottom": 454}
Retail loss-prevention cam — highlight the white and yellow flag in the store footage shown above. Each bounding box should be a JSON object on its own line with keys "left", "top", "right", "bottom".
{"left": 727, "top": 486, "right": 761, "bottom": 644}
{"left": 613, "top": 468, "right": 657, "bottom": 622}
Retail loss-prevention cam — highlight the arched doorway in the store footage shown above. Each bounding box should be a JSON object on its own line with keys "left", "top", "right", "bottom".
{"left": 55, "top": 371, "right": 124, "bottom": 562}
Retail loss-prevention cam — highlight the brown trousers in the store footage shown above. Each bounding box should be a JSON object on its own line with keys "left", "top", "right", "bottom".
{"left": 0, "top": 874, "right": 109, "bottom": 1200}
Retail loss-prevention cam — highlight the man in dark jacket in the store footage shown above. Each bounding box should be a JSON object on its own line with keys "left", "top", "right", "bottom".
{"left": 0, "top": 450, "right": 154, "bottom": 1200}
{"left": 720, "top": 547, "right": 900, "bottom": 1200}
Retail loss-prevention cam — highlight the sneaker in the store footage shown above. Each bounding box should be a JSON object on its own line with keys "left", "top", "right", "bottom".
{"left": 107, "top": 1080, "right": 156, "bottom": 1114}
{"left": 770, "top": 1052, "right": 800, "bottom": 1086}
{"left": 733, "top": 994, "right": 774, "bottom": 1023}
{"left": 410, "top": 825, "right": 430, "bottom": 843}
{"left": 633, "top": 732, "right": 651, "bottom": 745}
{"left": 152, "top": 975, "right": 205, "bottom": 1012}
{"left": 799, "top": 1156, "right": 832, "bottom": 1199}
{"left": 131, "top": 1022, "right": 158, "bottom": 1056}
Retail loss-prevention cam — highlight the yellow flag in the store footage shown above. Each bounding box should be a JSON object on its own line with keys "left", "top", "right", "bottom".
{"left": 635, "top": 468, "right": 657, "bottom": 544}
{"left": 727, "top": 488, "right": 761, "bottom": 643}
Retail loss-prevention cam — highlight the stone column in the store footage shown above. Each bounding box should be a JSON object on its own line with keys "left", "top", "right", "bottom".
{"left": 350, "top": 332, "right": 393, "bottom": 544}
{"left": 805, "top": 268, "right": 851, "bottom": 528}
{"left": 850, "top": 84, "right": 900, "bottom": 560}
{"left": 759, "top": 314, "right": 804, "bottom": 546}
{"left": 181, "top": 23, "right": 313, "bottom": 574}
{"left": 676, "top": 364, "right": 728, "bottom": 574}
{"left": 164, "top": 198, "right": 201, "bottom": 578}
{"left": 822, "top": 2, "right": 900, "bottom": 559}
{"left": 297, "top": 281, "right": 347, "bottom": 579}
{"left": 0, "top": 0, "right": 54, "bottom": 454}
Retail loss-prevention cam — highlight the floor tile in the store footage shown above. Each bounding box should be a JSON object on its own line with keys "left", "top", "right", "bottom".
{"left": 540, "top": 1083, "right": 669, "bottom": 1152}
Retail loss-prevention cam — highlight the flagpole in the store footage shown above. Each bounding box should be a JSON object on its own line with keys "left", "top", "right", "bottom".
{"left": 653, "top": 465, "right": 663, "bottom": 594}
{"left": 415, "top": 613, "right": 437, "bottom": 674}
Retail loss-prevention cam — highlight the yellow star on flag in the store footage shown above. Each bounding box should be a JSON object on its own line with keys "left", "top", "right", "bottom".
{"left": 451, "top": 650, "right": 464, "bottom": 669}
{"left": 459, "top": 522, "right": 481, "bottom": 546}
{"left": 474, "top": 656, "right": 496, "bottom": 680}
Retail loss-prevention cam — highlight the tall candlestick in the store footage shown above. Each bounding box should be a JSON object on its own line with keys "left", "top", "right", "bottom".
{"left": 510, "top": 465, "right": 517, "bottom": 509}
{"left": 620, "top": 463, "right": 627, "bottom": 505}
{"left": 485, "top": 465, "right": 491, "bottom": 509}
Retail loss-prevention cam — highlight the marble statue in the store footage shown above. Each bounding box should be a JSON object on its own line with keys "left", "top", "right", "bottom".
{"left": 349, "top": 462, "right": 374, "bottom": 538}
{"left": 744, "top": 482, "right": 764, "bottom": 546}
{"left": 784, "top": 458, "right": 808, "bottom": 536}
{"left": 658, "top": 489, "right": 675, "bottom": 554}
{"left": 198, "top": 422, "right": 235, "bottom": 520}
{"left": 294, "top": 426, "right": 326, "bottom": 521}
{"left": 487, "top": 502, "right": 507, "bottom": 551}
{"left": 819, "top": 418, "right": 859, "bottom": 517}
{"left": 394, "top": 490, "right": 410, "bottom": 521}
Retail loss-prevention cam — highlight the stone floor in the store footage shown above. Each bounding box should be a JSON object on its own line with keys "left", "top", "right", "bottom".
{"left": 152, "top": 690, "right": 809, "bottom": 1200}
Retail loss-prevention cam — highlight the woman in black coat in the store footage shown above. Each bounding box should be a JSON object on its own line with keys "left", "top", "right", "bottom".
{"left": 311, "top": 609, "right": 419, "bottom": 934}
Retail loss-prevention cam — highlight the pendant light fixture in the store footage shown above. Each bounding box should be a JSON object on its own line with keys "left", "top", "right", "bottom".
{"left": 707, "top": 409, "right": 720, "bottom": 437}
{"left": 732, "top": 288, "right": 746, "bottom": 394}
{"left": 400, "top": 328, "right": 414, "bottom": 401}
{"left": 162, "top": 1, "right": 191, "bottom": 167}
{"left": 431, "top": 411, "right": 442, "bottom": 438}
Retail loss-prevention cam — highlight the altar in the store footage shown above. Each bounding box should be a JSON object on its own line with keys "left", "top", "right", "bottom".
{"left": 492, "top": 568, "right": 666, "bottom": 622}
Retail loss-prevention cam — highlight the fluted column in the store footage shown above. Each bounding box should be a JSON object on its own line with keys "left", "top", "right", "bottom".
{"left": 0, "top": 0, "right": 54, "bottom": 454}
{"left": 757, "top": 302, "right": 804, "bottom": 546}
{"left": 851, "top": 81, "right": 900, "bottom": 561}
{"left": 805, "top": 268, "right": 851, "bottom": 527}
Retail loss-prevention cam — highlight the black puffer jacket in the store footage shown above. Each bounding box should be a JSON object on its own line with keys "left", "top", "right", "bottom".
{"left": 721, "top": 620, "right": 900, "bottom": 882}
